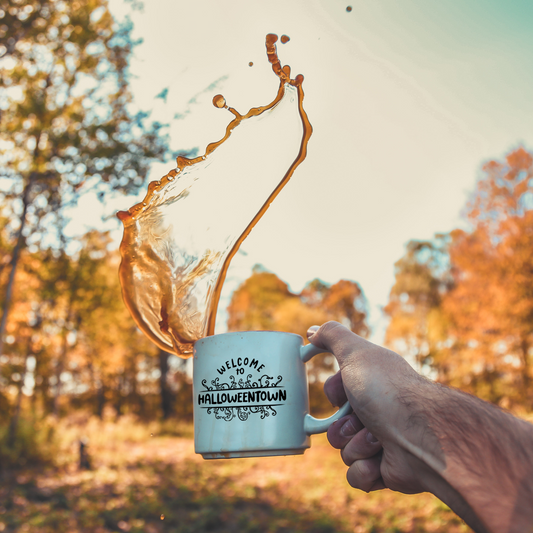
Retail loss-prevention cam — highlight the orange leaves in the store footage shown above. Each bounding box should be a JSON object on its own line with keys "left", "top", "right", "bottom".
{"left": 226, "top": 269, "right": 369, "bottom": 391}
{"left": 227, "top": 268, "right": 369, "bottom": 340}
{"left": 505, "top": 147, "right": 533, "bottom": 178}
{"left": 226, "top": 269, "right": 295, "bottom": 333}
{"left": 386, "top": 147, "right": 533, "bottom": 407}
{"left": 468, "top": 146, "right": 533, "bottom": 232}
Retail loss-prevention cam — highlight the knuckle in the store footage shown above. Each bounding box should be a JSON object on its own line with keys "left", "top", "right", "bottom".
{"left": 357, "top": 458, "right": 374, "bottom": 477}
{"left": 345, "top": 465, "right": 360, "bottom": 489}
{"left": 340, "top": 447, "right": 351, "bottom": 466}
{"left": 320, "top": 321, "right": 342, "bottom": 337}
{"left": 326, "top": 423, "right": 346, "bottom": 450}
{"left": 346, "top": 458, "right": 381, "bottom": 492}
{"left": 341, "top": 428, "right": 378, "bottom": 464}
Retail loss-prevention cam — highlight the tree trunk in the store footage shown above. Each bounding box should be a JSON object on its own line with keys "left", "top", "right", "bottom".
{"left": 7, "top": 312, "right": 41, "bottom": 445}
{"left": 0, "top": 178, "right": 32, "bottom": 356}
{"left": 159, "top": 349, "right": 173, "bottom": 419}
{"left": 115, "top": 373, "right": 123, "bottom": 419}
{"left": 520, "top": 338, "right": 530, "bottom": 405}
{"left": 53, "top": 329, "right": 69, "bottom": 417}
{"left": 96, "top": 381, "right": 106, "bottom": 419}
{"left": 53, "top": 358, "right": 63, "bottom": 418}
{"left": 128, "top": 354, "right": 139, "bottom": 416}
{"left": 7, "top": 354, "right": 28, "bottom": 448}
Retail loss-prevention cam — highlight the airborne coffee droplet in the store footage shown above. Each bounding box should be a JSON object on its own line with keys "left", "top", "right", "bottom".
{"left": 117, "top": 35, "right": 313, "bottom": 357}
{"left": 346, "top": 5, "right": 353, "bottom": 12}
{"left": 249, "top": 61, "right": 253, "bottom": 67}
{"left": 280, "top": 35, "right": 290, "bottom": 44}
{"left": 212, "top": 94, "right": 226, "bottom": 108}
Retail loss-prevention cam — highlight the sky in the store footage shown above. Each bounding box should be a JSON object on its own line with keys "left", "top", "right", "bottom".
{"left": 66, "top": 0, "right": 533, "bottom": 342}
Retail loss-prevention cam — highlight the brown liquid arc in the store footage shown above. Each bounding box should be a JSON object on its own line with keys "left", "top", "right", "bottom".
{"left": 118, "top": 34, "right": 313, "bottom": 357}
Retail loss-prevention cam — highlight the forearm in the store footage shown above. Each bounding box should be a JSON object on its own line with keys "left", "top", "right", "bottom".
{"left": 396, "top": 380, "right": 533, "bottom": 533}
{"left": 313, "top": 323, "right": 533, "bottom": 532}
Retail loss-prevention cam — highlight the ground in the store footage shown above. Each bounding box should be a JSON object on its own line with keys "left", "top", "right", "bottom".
{"left": 0, "top": 416, "right": 472, "bottom": 533}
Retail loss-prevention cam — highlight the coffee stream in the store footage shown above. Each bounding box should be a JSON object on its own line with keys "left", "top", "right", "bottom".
{"left": 117, "top": 34, "right": 312, "bottom": 357}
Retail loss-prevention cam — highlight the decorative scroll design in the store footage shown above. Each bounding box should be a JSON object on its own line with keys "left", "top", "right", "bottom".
{"left": 206, "top": 404, "right": 278, "bottom": 422}
{"left": 201, "top": 374, "right": 283, "bottom": 391}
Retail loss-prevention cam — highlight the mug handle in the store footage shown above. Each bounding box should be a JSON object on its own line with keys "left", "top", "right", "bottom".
{"left": 300, "top": 343, "right": 353, "bottom": 435}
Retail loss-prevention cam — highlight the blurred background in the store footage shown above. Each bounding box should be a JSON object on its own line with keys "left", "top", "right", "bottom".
{"left": 1, "top": 0, "right": 532, "bottom": 531}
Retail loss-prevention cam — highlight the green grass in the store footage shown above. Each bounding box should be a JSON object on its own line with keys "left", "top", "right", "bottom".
{"left": 0, "top": 416, "right": 57, "bottom": 469}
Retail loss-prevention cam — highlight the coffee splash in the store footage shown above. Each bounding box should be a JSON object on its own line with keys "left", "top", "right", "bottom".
{"left": 117, "top": 34, "right": 312, "bottom": 357}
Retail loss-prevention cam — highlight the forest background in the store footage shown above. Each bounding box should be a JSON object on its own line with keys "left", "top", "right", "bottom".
{"left": 0, "top": 1, "right": 532, "bottom": 532}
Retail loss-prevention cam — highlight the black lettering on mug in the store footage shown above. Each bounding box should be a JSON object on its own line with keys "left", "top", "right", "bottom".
{"left": 216, "top": 356, "right": 267, "bottom": 375}
{"left": 199, "top": 371, "right": 285, "bottom": 422}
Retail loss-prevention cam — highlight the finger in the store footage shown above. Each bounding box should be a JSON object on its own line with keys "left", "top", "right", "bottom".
{"left": 323, "top": 371, "right": 348, "bottom": 407}
{"left": 341, "top": 428, "right": 382, "bottom": 466}
{"left": 346, "top": 454, "right": 385, "bottom": 493}
{"left": 306, "top": 325, "right": 320, "bottom": 339}
{"left": 369, "top": 478, "right": 387, "bottom": 491}
{"left": 327, "top": 414, "right": 364, "bottom": 449}
{"left": 307, "top": 321, "right": 370, "bottom": 367}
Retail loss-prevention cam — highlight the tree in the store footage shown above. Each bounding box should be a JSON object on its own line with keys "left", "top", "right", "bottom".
{"left": 443, "top": 147, "right": 533, "bottom": 406}
{"left": 228, "top": 266, "right": 369, "bottom": 338}
{"left": 61, "top": 231, "right": 160, "bottom": 417}
{"left": 384, "top": 237, "right": 452, "bottom": 374}
{"left": 0, "top": 219, "right": 191, "bottom": 425}
{"left": 303, "top": 279, "right": 369, "bottom": 337}
{"left": 227, "top": 266, "right": 369, "bottom": 411}
{"left": 385, "top": 147, "right": 533, "bottom": 408}
{"left": 0, "top": 0, "right": 169, "bottom": 354}
{"left": 158, "top": 349, "right": 173, "bottom": 420}
{"left": 226, "top": 265, "right": 298, "bottom": 333}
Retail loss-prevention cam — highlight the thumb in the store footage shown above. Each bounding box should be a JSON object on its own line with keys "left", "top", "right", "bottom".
{"left": 306, "top": 321, "right": 365, "bottom": 367}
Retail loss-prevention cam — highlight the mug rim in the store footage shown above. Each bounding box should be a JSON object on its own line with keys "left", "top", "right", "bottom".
{"left": 194, "top": 330, "right": 303, "bottom": 347}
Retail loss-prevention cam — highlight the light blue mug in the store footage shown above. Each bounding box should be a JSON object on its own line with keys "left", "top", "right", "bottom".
{"left": 193, "top": 331, "right": 352, "bottom": 459}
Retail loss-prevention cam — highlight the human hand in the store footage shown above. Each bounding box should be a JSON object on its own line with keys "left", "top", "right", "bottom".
{"left": 308, "top": 321, "right": 533, "bottom": 533}
{"left": 308, "top": 321, "right": 436, "bottom": 495}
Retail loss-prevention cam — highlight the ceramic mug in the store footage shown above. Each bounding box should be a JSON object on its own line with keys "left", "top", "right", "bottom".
{"left": 193, "top": 330, "right": 352, "bottom": 459}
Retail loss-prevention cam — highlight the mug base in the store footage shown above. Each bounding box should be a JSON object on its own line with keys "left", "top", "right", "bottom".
{"left": 201, "top": 448, "right": 306, "bottom": 460}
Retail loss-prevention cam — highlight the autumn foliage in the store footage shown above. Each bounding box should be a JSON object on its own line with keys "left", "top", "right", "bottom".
{"left": 2, "top": 3, "right": 531, "bottom": 532}
{"left": 385, "top": 146, "right": 533, "bottom": 409}
{"left": 0, "top": 2, "right": 531, "bottom": 509}
{"left": 0, "top": 0, "right": 175, "bottom": 452}
{"left": 226, "top": 267, "right": 369, "bottom": 412}
{"left": 227, "top": 268, "right": 368, "bottom": 339}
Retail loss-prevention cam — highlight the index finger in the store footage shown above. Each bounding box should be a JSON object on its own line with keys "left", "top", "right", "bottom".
{"left": 324, "top": 371, "right": 348, "bottom": 408}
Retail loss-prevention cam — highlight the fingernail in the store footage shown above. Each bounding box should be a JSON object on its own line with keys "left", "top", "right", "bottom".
{"left": 366, "top": 430, "right": 379, "bottom": 444}
{"left": 307, "top": 325, "right": 320, "bottom": 338}
{"left": 341, "top": 419, "right": 356, "bottom": 437}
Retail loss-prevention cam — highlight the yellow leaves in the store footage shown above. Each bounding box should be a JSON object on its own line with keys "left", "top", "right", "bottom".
{"left": 226, "top": 270, "right": 295, "bottom": 332}
{"left": 227, "top": 270, "right": 369, "bottom": 340}
{"left": 426, "top": 307, "right": 448, "bottom": 345}
{"left": 272, "top": 298, "right": 330, "bottom": 339}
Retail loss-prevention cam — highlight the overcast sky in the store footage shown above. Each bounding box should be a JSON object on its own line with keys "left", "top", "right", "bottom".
{"left": 67, "top": 0, "right": 533, "bottom": 342}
